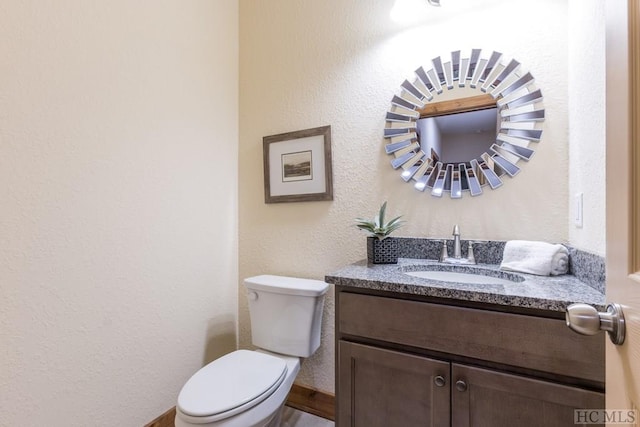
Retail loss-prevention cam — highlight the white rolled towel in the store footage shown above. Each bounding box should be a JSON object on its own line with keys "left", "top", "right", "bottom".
{"left": 500, "top": 240, "right": 569, "bottom": 276}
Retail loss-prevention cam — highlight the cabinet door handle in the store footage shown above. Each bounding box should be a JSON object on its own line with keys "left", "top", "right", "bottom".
{"left": 434, "top": 375, "right": 446, "bottom": 387}
{"left": 455, "top": 380, "right": 467, "bottom": 392}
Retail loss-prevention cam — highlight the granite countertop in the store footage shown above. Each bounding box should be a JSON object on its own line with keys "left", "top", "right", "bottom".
{"left": 325, "top": 258, "right": 606, "bottom": 313}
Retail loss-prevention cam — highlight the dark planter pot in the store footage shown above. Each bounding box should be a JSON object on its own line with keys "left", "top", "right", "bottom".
{"left": 367, "top": 236, "right": 399, "bottom": 264}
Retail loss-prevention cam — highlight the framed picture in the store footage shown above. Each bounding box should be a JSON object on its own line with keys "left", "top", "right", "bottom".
{"left": 263, "top": 125, "right": 333, "bottom": 203}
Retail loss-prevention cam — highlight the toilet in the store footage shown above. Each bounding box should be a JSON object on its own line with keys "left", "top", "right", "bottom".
{"left": 175, "top": 275, "right": 329, "bottom": 427}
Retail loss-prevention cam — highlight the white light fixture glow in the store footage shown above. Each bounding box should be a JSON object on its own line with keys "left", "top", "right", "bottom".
{"left": 390, "top": 0, "right": 441, "bottom": 23}
{"left": 390, "top": 0, "right": 431, "bottom": 23}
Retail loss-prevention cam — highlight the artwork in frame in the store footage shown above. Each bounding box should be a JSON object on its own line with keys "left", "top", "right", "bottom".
{"left": 263, "top": 125, "right": 333, "bottom": 203}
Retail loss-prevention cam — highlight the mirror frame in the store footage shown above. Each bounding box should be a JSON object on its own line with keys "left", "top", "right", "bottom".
{"left": 384, "top": 49, "right": 545, "bottom": 198}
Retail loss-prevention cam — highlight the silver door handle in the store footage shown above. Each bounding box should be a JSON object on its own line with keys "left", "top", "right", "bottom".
{"left": 565, "top": 303, "right": 625, "bottom": 345}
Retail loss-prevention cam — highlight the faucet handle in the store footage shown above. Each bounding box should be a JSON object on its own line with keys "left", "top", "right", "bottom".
{"left": 467, "top": 241, "right": 476, "bottom": 264}
{"left": 466, "top": 241, "right": 487, "bottom": 264}
{"left": 439, "top": 239, "right": 449, "bottom": 262}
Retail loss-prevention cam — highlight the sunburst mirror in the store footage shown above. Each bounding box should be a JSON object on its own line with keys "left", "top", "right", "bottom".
{"left": 384, "top": 49, "right": 544, "bottom": 198}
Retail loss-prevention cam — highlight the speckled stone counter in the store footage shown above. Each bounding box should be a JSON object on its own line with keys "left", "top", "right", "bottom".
{"left": 326, "top": 258, "right": 606, "bottom": 313}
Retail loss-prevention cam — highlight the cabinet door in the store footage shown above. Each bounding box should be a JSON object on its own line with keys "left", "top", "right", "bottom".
{"left": 338, "top": 341, "right": 450, "bottom": 427}
{"left": 451, "top": 364, "right": 605, "bottom": 427}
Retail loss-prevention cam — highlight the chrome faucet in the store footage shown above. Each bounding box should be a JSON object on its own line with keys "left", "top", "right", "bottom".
{"left": 451, "top": 224, "right": 462, "bottom": 259}
{"left": 440, "top": 225, "right": 476, "bottom": 265}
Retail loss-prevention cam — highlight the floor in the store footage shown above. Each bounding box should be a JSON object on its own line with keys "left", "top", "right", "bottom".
{"left": 281, "top": 406, "right": 334, "bottom": 427}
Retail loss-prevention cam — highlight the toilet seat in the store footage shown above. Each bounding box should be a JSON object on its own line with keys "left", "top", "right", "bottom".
{"left": 177, "top": 350, "right": 287, "bottom": 421}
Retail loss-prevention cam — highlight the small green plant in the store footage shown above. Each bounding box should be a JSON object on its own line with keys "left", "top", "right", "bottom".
{"left": 355, "top": 201, "right": 405, "bottom": 240}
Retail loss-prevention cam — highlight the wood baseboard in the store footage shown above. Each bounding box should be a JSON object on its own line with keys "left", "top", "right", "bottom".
{"left": 144, "top": 383, "right": 335, "bottom": 426}
{"left": 144, "top": 406, "right": 175, "bottom": 427}
{"left": 286, "top": 383, "right": 335, "bottom": 421}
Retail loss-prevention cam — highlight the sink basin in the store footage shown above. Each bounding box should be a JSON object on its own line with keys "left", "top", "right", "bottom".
{"left": 404, "top": 268, "right": 524, "bottom": 285}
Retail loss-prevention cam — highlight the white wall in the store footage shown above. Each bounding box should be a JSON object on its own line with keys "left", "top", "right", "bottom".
{"left": 568, "top": 0, "right": 607, "bottom": 255}
{"left": 239, "top": 0, "right": 595, "bottom": 394}
{"left": 0, "top": 1, "right": 238, "bottom": 425}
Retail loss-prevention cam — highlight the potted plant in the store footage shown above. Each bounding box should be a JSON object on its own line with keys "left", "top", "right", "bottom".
{"left": 355, "top": 201, "right": 406, "bottom": 264}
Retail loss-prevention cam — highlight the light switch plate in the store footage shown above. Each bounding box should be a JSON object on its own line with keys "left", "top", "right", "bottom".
{"left": 574, "top": 193, "right": 583, "bottom": 228}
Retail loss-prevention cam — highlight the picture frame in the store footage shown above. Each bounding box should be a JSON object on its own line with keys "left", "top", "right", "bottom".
{"left": 263, "top": 125, "right": 333, "bottom": 204}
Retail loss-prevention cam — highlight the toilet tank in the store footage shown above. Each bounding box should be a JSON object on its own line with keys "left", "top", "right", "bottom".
{"left": 244, "top": 275, "right": 329, "bottom": 357}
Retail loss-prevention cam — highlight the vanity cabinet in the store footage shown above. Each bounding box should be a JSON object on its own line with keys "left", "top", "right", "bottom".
{"left": 336, "top": 289, "right": 605, "bottom": 427}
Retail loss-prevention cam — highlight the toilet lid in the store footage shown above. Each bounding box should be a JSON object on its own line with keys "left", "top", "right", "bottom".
{"left": 177, "top": 350, "right": 287, "bottom": 418}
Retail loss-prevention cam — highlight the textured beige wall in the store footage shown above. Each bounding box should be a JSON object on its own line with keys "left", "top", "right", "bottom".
{"left": 239, "top": 0, "right": 581, "bottom": 394}
{"left": 568, "top": 0, "right": 606, "bottom": 256}
{"left": 0, "top": 1, "right": 238, "bottom": 425}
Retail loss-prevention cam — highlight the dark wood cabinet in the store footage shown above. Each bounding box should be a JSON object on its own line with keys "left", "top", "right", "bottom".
{"left": 339, "top": 341, "right": 450, "bottom": 427}
{"left": 451, "top": 364, "right": 603, "bottom": 427}
{"left": 336, "top": 288, "right": 605, "bottom": 427}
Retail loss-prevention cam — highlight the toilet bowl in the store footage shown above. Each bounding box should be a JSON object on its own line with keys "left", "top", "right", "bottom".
{"left": 175, "top": 275, "right": 328, "bottom": 427}
{"left": 175, "top": 350, "right": 300, "bottom": 427}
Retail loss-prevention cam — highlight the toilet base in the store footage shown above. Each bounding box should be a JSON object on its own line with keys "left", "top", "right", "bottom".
{"left": 264, "top": 404, "right": 283, "bottom": 427}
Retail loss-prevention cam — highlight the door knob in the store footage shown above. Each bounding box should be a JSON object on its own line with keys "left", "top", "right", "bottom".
{"left": 565, "top": 303, "right": 625, "bottom": 345}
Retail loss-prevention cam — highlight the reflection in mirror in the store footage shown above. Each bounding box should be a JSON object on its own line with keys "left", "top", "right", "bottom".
{"left": 384, "top": 49, "right": 545, "bottom": 198}
{"left": 417, "top": 107, "right": 498, "bottom": 165}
